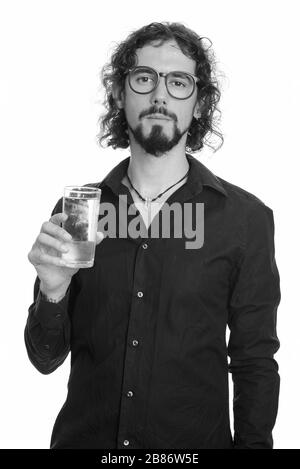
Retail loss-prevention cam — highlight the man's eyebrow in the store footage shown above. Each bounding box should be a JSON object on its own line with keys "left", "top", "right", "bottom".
{"left": 171, "top": 71, "right": 190, "bottom": 77}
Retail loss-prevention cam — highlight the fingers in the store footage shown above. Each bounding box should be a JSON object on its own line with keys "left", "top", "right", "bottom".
{"left": 50, "top": 212, "right": 68, "bottom": 225}
{"left": 29, "top": 250, "right": 67, "bottom": 267}
{"left": 37, "top": 232, "right": 70, "bottom": 253}
{"left": 41, "top": 213, "right": 72, "bottom": 242}
{"left": 28, "top": 213, "right": 104, "bottom": 269}
{"left": 27, "top": 213, "right": 72, "bottom": 267}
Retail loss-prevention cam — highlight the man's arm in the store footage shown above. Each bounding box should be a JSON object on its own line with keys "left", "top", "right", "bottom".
{"left": 25, "top": 196, "right": 72, "bottom": 374}
{"left": 24, "top": 275, "right": 71, "bottom": 374}
{"left": 228, "top": 202, "right": 281, "bottom": 449}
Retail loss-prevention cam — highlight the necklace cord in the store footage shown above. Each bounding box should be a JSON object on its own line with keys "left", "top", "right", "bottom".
{"left": 126, "top": 165, "right": 190, "bottom": 204}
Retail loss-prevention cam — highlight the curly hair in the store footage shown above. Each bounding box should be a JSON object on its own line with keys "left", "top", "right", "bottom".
{"left": 97, "top": 22, "right": 224, "bottom": 153}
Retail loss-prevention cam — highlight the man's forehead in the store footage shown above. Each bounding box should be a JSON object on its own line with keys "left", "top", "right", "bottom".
{"left": 135, "top": 40, "right": 196, "bottom": 73}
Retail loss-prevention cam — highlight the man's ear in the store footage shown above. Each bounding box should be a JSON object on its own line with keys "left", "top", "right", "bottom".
{"left": 112, "top": 84, "right": 125, "bottom": 110}
{"left": 193, "top": 101, "right": 202, "bottom": 119}
{"left": 193, "top": 98, "right": 206, "bottom": 119}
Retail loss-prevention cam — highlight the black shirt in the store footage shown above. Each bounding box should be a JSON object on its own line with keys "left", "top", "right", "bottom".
{"left": 24, "top": 153, "right": 281, "bottom": 449}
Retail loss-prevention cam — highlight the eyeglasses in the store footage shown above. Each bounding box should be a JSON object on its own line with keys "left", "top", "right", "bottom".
{"left": 127, "top": 66, "right": 200, "bottom": 100}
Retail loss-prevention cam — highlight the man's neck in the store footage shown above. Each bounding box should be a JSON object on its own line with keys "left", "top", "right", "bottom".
{"left": 126, "top": 144, "right": 189, "bottom": 198}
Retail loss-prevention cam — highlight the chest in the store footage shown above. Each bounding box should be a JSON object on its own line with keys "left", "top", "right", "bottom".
{"left": 121, "top": 175, "right": 188, "bottom": 230}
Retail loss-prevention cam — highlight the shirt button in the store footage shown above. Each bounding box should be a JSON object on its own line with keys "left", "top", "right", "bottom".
{"left": 132, "top": 339, "right": 139, "bottom": 347}
{"left": 137, "top": 291, "right": 143, "bottom": 298}
{"left": 126, "top": 391, "right": 134, "bottom": 398}
{"left": 142, "top": 243, "right": 148, "bottom": 249}
{"left": 44, "top": 344, "right": 50, "bottom": 350}
{"left": 123, "top": 440, "right": 129, "bottom": 446}
{"left": 55, "top": 313, "right": 62, "bottom": 319}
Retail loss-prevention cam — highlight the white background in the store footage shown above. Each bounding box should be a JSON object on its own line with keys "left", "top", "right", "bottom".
{"left": 0, "top": 0, "right": 299, "bottom": 449}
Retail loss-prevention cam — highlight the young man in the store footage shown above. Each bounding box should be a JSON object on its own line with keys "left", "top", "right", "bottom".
{"left": 25, "top": 22, "right": 281, "bottom": 449}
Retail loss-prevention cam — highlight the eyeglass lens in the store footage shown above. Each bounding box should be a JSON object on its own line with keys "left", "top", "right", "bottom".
{"left": 129, "top": 67, "right": 195, "bottom": 99}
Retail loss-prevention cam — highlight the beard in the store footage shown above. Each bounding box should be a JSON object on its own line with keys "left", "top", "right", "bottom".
{"left": 128, "top": 121, "right": 189, "bottom": 157}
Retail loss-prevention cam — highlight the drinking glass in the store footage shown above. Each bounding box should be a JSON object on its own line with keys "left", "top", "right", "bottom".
{"left": 61, "top": 186, "right": 101, "bottom": 268}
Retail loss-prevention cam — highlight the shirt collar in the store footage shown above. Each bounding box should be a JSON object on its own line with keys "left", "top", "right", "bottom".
{"left": 96, "top": 153, "right": 228, "bottom": 198}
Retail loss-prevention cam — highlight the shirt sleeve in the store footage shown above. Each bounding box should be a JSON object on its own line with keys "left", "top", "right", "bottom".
{"left": 24, "top": 196, "right": 71, "bottom": 375}
{"left": 227, "top": 202, "right": 281, "bottom": 449}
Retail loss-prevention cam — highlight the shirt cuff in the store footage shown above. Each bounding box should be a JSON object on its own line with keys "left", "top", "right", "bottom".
{"left": 33, "top": 287, "right": 70, "bottom": 329}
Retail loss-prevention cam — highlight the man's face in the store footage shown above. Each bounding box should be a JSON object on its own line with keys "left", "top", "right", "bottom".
{"left": 118, "top": 40, "right": 200, "bottom": 157}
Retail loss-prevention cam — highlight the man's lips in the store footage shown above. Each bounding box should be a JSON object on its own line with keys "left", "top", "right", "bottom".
{"left": 145, "top": 114, "right": 173, "bottom": 121}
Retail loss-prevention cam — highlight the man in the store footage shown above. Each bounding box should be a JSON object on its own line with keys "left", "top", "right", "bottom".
{"left": 25, "top": 22, "right": 281, "bottom": 449}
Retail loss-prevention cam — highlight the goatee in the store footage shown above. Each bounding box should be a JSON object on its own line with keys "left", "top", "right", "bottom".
{"left": 128, "top": 123, "right": 188, "bottom": 157}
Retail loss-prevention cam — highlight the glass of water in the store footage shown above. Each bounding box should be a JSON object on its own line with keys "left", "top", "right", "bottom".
{"left": 62, "top": 186, "right": 101, "bottom": 268}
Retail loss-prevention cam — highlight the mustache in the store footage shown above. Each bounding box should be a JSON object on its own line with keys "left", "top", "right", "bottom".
{"left": 139, "top": 106, "right": 177, "bottom": 122}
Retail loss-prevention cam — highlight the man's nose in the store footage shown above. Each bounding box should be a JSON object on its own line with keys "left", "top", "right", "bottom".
{"left": 150, "top": 77, "right": 169, "bottom": 106}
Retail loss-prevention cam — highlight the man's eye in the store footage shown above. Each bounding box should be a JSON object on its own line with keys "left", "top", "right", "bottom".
{"left": 136, "top": 76, "right": 153, "bottom": 83}
{"left": 171, "top": 80, "right": 187, "bottom": 88}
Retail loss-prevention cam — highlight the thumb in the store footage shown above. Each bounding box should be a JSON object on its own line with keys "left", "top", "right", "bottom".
{"left": 96, "top": 231, "right": 104, "bottom": 245}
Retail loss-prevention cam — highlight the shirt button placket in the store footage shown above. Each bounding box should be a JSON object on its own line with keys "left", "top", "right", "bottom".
{"left": 118, "top": 240, "right": 149, "bottom": 449}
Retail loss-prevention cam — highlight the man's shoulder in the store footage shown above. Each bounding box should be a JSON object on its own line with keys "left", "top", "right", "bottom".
{"left": 215, "top": 176, "right": 276, "bottom": 243}
{"left": 217, "top": 175, "right": 271, "bottom": 211}
{"left": 190, "top": 155, "right": 270, "bottom": 212}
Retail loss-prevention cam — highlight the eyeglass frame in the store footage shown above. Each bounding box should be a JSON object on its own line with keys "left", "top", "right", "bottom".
{"left": 127, "top": 66, "right": 200, "bottom": 100}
